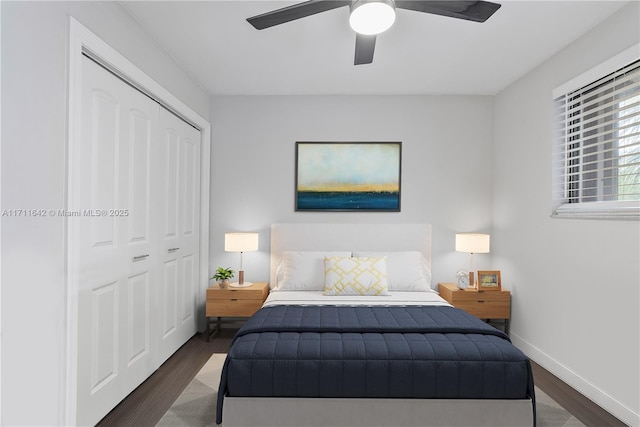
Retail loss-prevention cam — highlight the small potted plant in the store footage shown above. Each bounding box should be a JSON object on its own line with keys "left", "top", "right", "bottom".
{"left": 211, "top": 267, "right": 234, "bottom": 289}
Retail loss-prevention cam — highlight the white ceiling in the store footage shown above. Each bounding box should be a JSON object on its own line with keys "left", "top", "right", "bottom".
{"left": 120, "top": 1, "right": 629, "bottom": 96}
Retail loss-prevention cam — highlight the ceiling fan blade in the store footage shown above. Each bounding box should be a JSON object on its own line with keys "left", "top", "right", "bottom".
{"left": 354, "top": 33, "right": 376, "bottom": 65}
{"left": 395, "top": 1, "right": 501, "bottom": 23}
{"left": 247, "top": 0, "right": 350, "bottom": 30}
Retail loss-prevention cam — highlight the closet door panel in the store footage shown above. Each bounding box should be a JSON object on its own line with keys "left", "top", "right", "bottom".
{"left": 157, "top": 108, "right": 200, "bottom": 363}
{"left": 127, "top": 271, "right": 150, "bottom": 365}
{"left": 128, "top": 109, "right": 152, "bottom": 244}
{"left": 89, "top": 90, "right": 118, "bottom": 247}
{"left": 119, "top": 89, "right": 159, "bottom": 396}
{"left": 181, "top": 254, "right": 195, "bottom": 323}
{"left": 162, "top": 258, "right": 178, "bottom": 338}
{"left": 179, "top": 134, "right": 198, "bottom": 326}
{"left": 90, "top": 281, "right": 119, "bottom": 392}
{"left": 182, "top": 137, "right": 196, "bottom": 235}
{"left": 164, "top": 130, "right": 179, "bottom": 238}
{"left": 121, "top": 101, "right": 157, "bottom": 394}
{"left": 76, "top": 57, "right": 159, "bottom": 426}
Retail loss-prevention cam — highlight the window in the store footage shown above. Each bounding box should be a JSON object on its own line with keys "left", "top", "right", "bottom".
{"left": 553, "top": 46, "right": 640, "bottom": 219}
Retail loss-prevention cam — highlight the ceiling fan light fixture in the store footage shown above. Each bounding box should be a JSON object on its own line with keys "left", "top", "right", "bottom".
{"left": 349, "top": 0, "right": 396, "bottom": 35}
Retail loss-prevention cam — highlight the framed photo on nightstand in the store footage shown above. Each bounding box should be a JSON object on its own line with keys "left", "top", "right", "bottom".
{"left": 477, "top": 270, "right": 501, "bottom": 291}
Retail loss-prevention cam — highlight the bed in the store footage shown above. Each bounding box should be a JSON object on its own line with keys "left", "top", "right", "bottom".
{"left": 216, "top": 223, "right": 535, "bottom": 427}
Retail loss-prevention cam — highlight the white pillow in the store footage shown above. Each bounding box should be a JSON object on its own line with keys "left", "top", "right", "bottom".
{"left": 324, "top": 256, "right": 389, "bottom": 296}
{"left": 352, "top": 251, "right": 432, "bottom": 291}
{"left": 275, "top": 251, "right": 352, "bottom": 291}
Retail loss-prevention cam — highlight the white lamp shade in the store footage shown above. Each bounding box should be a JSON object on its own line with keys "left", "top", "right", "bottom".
{"left": 349, "top": 0, "right": 396, "bottom": 35}
{"left": 455, "top": 233, "right": 490, "bottom": 254}
{"left": 225, "top": 232, "right": 259, "bottom": 252}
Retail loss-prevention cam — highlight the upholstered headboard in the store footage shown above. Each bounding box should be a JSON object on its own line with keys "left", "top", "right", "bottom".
{"left": 270, "top": 223, "right": 432, "bottom": 288}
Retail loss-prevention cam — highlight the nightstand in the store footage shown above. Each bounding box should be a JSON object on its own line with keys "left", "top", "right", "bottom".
{"left": 206, "top": 282, "right": 269, "bottom": 340}
{"left": 438, "top": 282, "right": 511, "bottom": 334}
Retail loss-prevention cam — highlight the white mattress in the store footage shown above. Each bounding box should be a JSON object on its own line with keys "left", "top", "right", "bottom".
{"left": 263, "top": 290, "right": 452, "bottom": 308}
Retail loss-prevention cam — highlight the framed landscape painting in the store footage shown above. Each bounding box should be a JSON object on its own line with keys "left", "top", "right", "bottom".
{"left": 295, "top": 142, "right": 402, "bottom": 212}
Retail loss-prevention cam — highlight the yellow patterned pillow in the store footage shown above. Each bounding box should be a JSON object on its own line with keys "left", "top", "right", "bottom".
{"left": 324, "top": 256, "right": 389, "bottom": 296}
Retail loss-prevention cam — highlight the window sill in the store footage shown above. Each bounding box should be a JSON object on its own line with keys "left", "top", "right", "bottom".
{"left": 552, "top": 202, "right": 640, "bottom": 220}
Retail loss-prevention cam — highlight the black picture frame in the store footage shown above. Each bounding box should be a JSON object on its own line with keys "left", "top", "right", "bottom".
{"left": 295, "top": 141, "right": 402, "bottom": 212}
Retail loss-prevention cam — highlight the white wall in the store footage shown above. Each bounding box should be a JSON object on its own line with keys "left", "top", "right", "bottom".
{"left": 1, "top": 2, "right": 209, "bottom": 425}
{"left": 493, "top": 2, "right": 640, "bottom": 425}
{"left": 209, "top": 95, "right": 495, "bottom": 288}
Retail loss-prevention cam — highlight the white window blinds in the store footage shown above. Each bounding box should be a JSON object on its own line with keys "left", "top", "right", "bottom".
{"left": 553, "top": 50, "right": 640, "bottom": 219}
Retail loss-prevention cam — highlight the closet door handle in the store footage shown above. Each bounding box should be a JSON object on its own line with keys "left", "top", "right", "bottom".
{"left": 168, "top": 247, "right": 180, "bottom": 253}
{"left": 132, "top": 254, "right": 149, "bottom": 261}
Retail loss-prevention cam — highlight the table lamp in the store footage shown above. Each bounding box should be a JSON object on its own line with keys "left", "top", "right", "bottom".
{"left": 225, "top": 232, "right": 259, "bottom": 287}
{"left": 455, "top": 233, "right": 490, "bottom": 289}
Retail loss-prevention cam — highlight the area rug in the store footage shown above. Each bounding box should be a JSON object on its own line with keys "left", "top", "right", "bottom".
{"left": 156, "top": 353, "right": 225, "bottom": 427}
{"left": 157, "top": 353, "right": 584, "bottom": 427}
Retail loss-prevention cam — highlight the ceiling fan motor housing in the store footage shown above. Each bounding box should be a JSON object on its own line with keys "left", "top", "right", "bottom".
{"left": 349, "top": 0, "right": 397, "bottom": 35}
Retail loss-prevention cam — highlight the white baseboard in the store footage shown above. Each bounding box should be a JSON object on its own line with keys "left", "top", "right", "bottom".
{"left": 510, "top": 333, "right": 639, "bottom": 426}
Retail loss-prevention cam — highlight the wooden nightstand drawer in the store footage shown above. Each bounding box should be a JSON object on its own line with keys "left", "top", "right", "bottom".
{"left": 445, "top": 290, "right": 509, "bottom": 303}
{"left": 208, "top": 286, "right": 268, "bottom": 301}
{"left": 207, "top": 299, "right": 263, "bottom": 317}
{"left": 453, "top": 300, "right": 510, "bottom": 319}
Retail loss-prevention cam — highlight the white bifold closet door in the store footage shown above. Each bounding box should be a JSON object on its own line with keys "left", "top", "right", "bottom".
{"left": 156, "top": 100, "right": 201, "bottom": 364}
{"left": 75, "top": 56, "right": 200, "bottom": 426}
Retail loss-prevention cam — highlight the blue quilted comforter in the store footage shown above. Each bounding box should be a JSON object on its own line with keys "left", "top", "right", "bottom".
{"left": 216, "top": 305, "right": 535, "bottom": 424}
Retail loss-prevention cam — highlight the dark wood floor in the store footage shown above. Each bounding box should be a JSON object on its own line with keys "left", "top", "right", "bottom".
{"left": 96, "top": 329, "right": 235, "bottom": 427}
{"left": 529, "top": 360, "right": 627, "bottom": 427}
{"left": 98, "top": 330, "right": 627, "bottom": 427}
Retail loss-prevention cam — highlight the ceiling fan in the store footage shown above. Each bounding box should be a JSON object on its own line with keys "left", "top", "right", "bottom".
{"left": 247, "top": 0, "right": 501, "bottom": 65}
